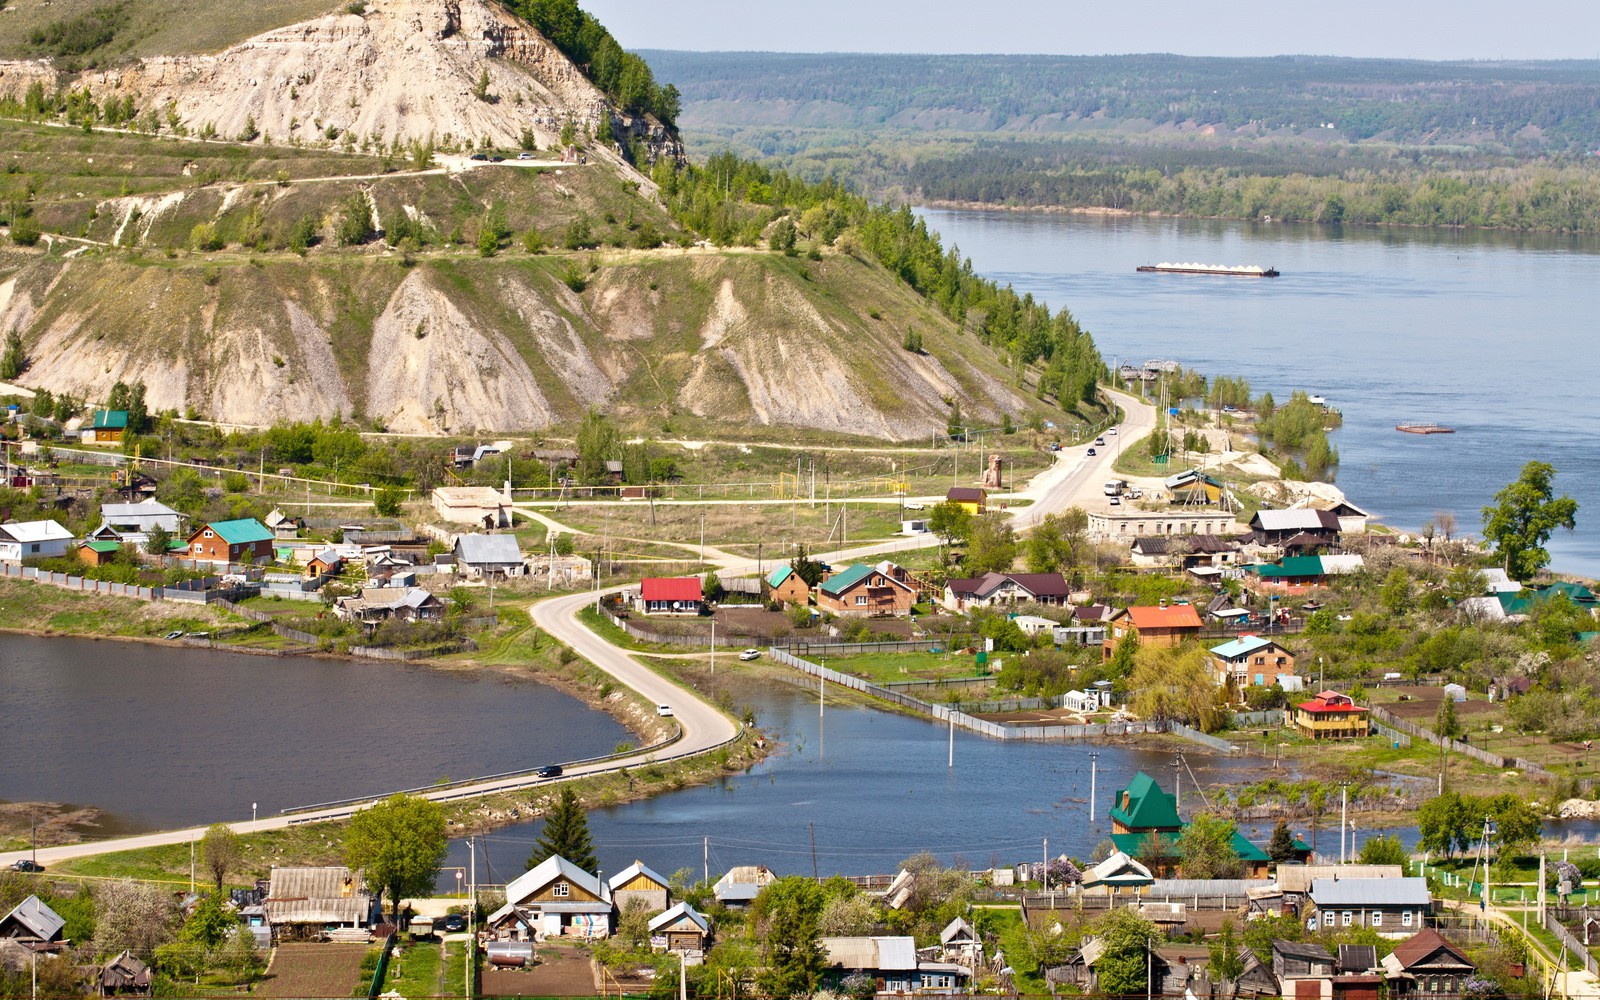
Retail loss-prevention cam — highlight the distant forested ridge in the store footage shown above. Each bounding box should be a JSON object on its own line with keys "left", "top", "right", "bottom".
{"left": 642, "top": 50, "right": 1600, "bottom": 153}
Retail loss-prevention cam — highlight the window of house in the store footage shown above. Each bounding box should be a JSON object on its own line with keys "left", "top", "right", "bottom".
{"left": 204, "top": 530, "right": 214, "bottom": 538}
{"left": 1372, "top": 911, "right": 1382, "bottom": 927}
{"left": 1429, "top": 978, "right": 1439, "bottom": 994}
{"left": 554, "top": 882, "right": 569, "bottom": 897}
{"left": 1342, "top": 911, "right": 1352, "bottom": 926}
{"left": 855, "top": 596, "right": 867, "bottom": 605}
{"left": 1402, "top": 911, "right": 1414, "bottom": 927}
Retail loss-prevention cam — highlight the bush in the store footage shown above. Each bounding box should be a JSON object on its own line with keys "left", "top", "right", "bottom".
{"left": 8, "top": 216, "right": 41, "bottom": 247}
{"left": 189, "top": 222, "right": 224, "bottom": 252}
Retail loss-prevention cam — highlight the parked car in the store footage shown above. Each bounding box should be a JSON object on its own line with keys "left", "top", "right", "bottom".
{"left": 469, "top": 153, "right": 489, "bottom": 161}
{"left": 1108, "top": 496, "right": 1121, "bottom": 505}
{"left": 9, "top": 860, "right": 44, "bottom": 873}
{"left": 1126, "top": 489, "right": 1142, "bottom": 500}
{"left": 739, "top": 649, "right": 760, "bottom": 661}
{"left": 536, "top": 764, "right": 563, "bottom": 778}
{"left": 442, "top": 914, "right": 467, "bottom": 932}
{"left": 657, "top": 705, "right": 674, "bottom": 716}
{"left": 164, "top": 630, "right": 184, "bottom": 640}
{"left": 516, "top": 152, "right": 536, "bottom": 160}
{"left": 489, "top": 155, "right": 505, "bottom": 162}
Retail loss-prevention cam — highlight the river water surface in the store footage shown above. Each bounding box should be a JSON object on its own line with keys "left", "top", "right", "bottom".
{"left": 919, "top": 210, "right": 1600, "bottom": 577}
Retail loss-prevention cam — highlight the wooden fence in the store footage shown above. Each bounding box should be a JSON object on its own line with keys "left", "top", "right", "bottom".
{"left": 1546, "top": 910, "right": 1600, "bottom": 975}
{"left": 1370, "top": 706, "right": 1574, "bottom": 785}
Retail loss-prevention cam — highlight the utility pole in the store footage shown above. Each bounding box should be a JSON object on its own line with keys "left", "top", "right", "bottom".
{"left": 699, "top": 513, "right": 705, "bottom": 561}
{"left": 1042, "top": 837, "right": 1049, "bottom": 893}
{"left": 1089, "top": 753, "right": 1099, "bottom": 826}
{"left": 468, "top": 836, "right": 476, "bottom": 1000}
{"left": 810, "top": 823, "right": 819, "bottom": 882}
{"left": 704, "top": 837, "right": 709, "bottom": 886}
{"left": 190, "top": 840, "right": 195, "bottom": 896}
{"left": 710, "top": 618, "right": 716, "bottom": 677}
{"left": 948, "top": 712, "right": 954, "bottom": 768}
{"left": 1173, "top": 753, "right": 1182, "bottom": 809}
{"left": 1340, "top": 784, "right": 1349, "bottom": 864}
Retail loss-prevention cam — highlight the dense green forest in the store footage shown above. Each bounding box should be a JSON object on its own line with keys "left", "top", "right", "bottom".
{"left": 497, "top": 0, "right": 679, "bottom": 124}
{"left": 896, "top": 140, "right": 1600, "bottom": 231}
{"left": 647, "top": 151, "right": 1106, "bottom": 408}
{"left": 643, "top": 51, "right": 1600, "bottom": 153}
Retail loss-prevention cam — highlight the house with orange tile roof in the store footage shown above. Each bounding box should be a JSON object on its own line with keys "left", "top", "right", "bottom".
{"left": 1102, "top": 603, "right": 1204, "bottom": 659}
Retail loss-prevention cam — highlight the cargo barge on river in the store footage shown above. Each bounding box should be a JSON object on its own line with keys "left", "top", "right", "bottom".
{"left": 1137, "top": 262, "right": 1280, "bottom": 277}
{"left": 1396, "top": 422, "right": 1456, "bottom": 435}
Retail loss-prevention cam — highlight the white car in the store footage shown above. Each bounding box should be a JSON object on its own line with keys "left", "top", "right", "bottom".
{"left": 1107, "top": 427, "right": 1118, "bottom": 435}
{"left": 657, "top": 705, "right": 674, "bottom": 716}
{"left": 738, "top": 648, "right": 761, "bottom": 661}
{"left": 517, "top": 152, "right": 536, "bottom": 160}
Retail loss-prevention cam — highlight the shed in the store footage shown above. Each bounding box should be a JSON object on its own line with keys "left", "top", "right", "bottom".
{"left": 99, "top": 951, "right": 152, "bottom": 996}
{"left": 648, "top": 902, "right": 710, "bottom": 953}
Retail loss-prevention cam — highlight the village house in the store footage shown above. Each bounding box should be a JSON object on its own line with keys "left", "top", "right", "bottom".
{"left": 1103, "top": 603, "right": 1203, "bottom": 658}
{"left": 648, "top": 902, "right": 710, "bottom": 954}
{"left": 820, "top": 936, "right": 970, "bottom": 997}
{"left": 1308, "top": 877, "right": 1431, "bottom": 936}
{"left": 99, "top": 951, "right": 153, "bottom": 997}
{"left": 938, "top": 917, "right": 982, "bottom": 968}
{"left": 334, "top": 587, "right": 445, "bottom": 625}
{"left": 766, "top": 565, "right": 811, "bottom": 607}
{"left": 1109, "top": 771, "right": 1183, "bottom": 839}
{"left": 1381, "top": 928, "right": 1477, "bottom": 999}
{"left": 1249, "top": 508, "right": 1343, "bottom": 548}
{"left": 98, "top": 500, "right": 182, "bottom": 546}
{"left": 945, "top": 487, "right": 986, "bottom": 515}
{"left": 304, "top": 547, "right": 344, "bottom": 579}
{"left": 0, "top": 896, "right": 64, "bottom": 944}
{"left": 84, "top": 409, "right": 128, "bottom": 444}
{"left": 1209, "top": 636, "right": 1297, "bottom": 694}
{"left": 264, "top": 509, "right": 306, "bottom": 540}
{"left": 1300, "top": 496, "right": 1374, "bottom": 534}
{"left": 1079, "top": 851, "right": 1155, "bottom": 894}
{"left": 941, "top": 571, "right": 1069, "bottom": 611}
{"left": 452, "top": 534, "right": 525, "bottom": 579}
{"left": 608, "top": 861, "right": 671, "bottom": 915}
{"left": 489, "top": 856, "right": 612, "bottom": 941}
{"left": 1130, "top": 534, "right": 1240, "bottom": 570}
{"left": 0, "top": 520, "right": 74, "bottom": 563}
{"left": 1246, "top": 554, "right": 1366, "bottom": 590}
{"left": 430, "top": 486, "right": 510, "bottom": 529}
{"left": 816, "top": 562, "right": 919, "bottom": 617}
{"left": 1274, "top": 939, "right": 1335, "bottom": 981}
{"left": 261, "top": 867, "right": 372, "bottom": 942}
{"left": 1294, "top": 690, "right": 1371, "bottom": 740}
{"left": 713, "top": 866, "right": 774, "bottom": 908}
{"left": 638, "top": 577, "right": 704, "bottom": 615}
{"left": 78, "top": 540, "right": 122, "bottom": 566}
{"left": 185, "top": 518, "right": 275, "bottom": 564}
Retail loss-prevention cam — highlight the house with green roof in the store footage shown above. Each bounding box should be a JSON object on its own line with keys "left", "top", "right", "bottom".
{"left": 79, "top": 539, "right": 124, "bottom": 566}
{"left": 185, "top": 518, "right": 275, "bottom": 564}
{"left": 815, "top": 562, "right": 918, "bottom": 617}
{"left": 766, "top": 564, "right": 811, "bottom": 608}
{"left": 1107, "top": 771, "right": 1277, "bottom": 878}
{"left": 86, "top": 409, "right": 129, "bottom": 443}
{"left": 1499, "top": 581, "right": 1597, "bottom": 617}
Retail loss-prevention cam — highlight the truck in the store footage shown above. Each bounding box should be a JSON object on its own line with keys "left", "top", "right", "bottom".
{"left": 1103, "top": 480, "right": 1128, "bottom": 497}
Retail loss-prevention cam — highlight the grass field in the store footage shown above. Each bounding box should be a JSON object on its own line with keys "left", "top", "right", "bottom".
{"left": 824, "top": 649, "right": 987, "bottom": 684}
{"left": 0, "top": 0, "right": 342, "bottom": 61}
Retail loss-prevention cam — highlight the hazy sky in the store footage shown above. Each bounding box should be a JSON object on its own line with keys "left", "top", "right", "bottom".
{"left": 584, "top": 0, "right": 1600, "bottom": 61}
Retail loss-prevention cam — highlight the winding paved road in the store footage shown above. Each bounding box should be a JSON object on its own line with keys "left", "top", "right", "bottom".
{"left": 0, "top": 391, "right": 1151, "bottom": 868}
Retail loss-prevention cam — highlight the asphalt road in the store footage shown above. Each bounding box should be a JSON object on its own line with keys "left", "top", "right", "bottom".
{"left": 0, "top": 390, "right": 1149, "bottom": 868}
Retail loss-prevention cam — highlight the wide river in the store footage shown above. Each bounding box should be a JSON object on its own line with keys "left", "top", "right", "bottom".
{"left": 919, "top": 209, "right": 1600, "bottom": 578}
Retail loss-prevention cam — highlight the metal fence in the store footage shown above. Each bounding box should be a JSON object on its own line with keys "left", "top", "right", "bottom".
{"left": 1370, "top": 721, "right": 1414, "bottom": 748}
{"left": 600, "top": 607, "right": 749, "bottom": 648}
{"left": 784, "top": 639, "right": 946, "bottom": 656}
{"left": 1370, "top": 706, "right": 1571, "bottom": 783}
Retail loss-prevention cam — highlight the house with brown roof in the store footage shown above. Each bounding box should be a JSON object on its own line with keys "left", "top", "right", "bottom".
{"left": 1381, "top": 929, "right": 1476, "bottom": 999}
{"left": 1103, "top": 604, "right": 1203, "bottom": 659}
{"left": 945, "top": 487, "right": 987, "bottom": 515}
{"left": 941, "top": 571, "right": 1069, "bottom": 611}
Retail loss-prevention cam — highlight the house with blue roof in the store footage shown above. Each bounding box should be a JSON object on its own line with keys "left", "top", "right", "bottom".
{"left": 1209, "top": 635, "right": 1296, "bottom": 695}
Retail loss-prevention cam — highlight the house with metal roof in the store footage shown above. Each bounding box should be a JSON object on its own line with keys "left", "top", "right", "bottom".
{"left": 648, "top": 902, "right": 709, "bottom": 954}
{"left": 1210, "top": 635, "right": 1297, "bottom": 694}
{"left": 638, "top": 577, "right": 704, "bottom": 615}
{"left": 452, "top": 534, "right": 524, "bottom": 579}
{"left": 1110, "top": 771, "right": 1183, "bottom": 836}
{"left": 261, "top": 867, "right": 372, "bottom": 938}
{"left": 1295, "top": 690, "right": 1371, "bottom": 740}
{"left": 99, "top": 500, "right": 182, "bottom": 546}
{"left": 941, "top": 571, "right": 1069, "bottom": 611}
{"left": 0, "top": 520, "right": 74, "bottom": 563}
{"left": 817, "top": 562, "right": 918, "bottom": 617}
{"left": 1308, "top": 877, "right": 1431, "bottom": 937}
{"left": 185, "top": 518, "right": 275, "bottom": 564}
{"left": 1249, "top": 508, "right": 1342, "bottom": 545}
{"left": 765, "top": 564, "right": 811, "bottom": 608}
{"left": 821, "top": 936, "right": 970, "bottom": 996}
{"left": 333, "top": 587, "right": 445, "bottom": 625}
{"left": 1080, "top": 851, "right": 1155, "bottom": 893}
{"left": 712, "top": 866, "right": 774, "bottom": 908}
{"left": 0, "top": 896, "right": 65, "bottom": 943}
{"left": 608, "top": 861, "right": 671, "bottom": 915}
{"left": 85, "top": 409, "right": 129, "bottom": 443}
{"left": 1103, "top": 603, "right": 1203, "bottom": 658}
{"left": 489, "top": 855, "right": 612, "bottom": 941}
{"left": 1165, "top": 469, "right": 1226, "bottom": 505}
{"left": 944, "top": 487, "right": 986, "bottom": 515}
{"left": 1381, "top": 928, "right": 1476, "bottom": 996}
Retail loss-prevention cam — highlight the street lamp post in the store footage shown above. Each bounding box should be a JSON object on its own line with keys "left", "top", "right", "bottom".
{"left": 251, "top": 802, "right": 257, "bottom": 825}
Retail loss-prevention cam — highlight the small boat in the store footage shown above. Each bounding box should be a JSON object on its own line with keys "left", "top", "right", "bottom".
{"left": 1136, "top": 262, "right": 1280, "bottom": 277}
{"left": 1396, "top": 422, "right": 1456, "bottom": 435}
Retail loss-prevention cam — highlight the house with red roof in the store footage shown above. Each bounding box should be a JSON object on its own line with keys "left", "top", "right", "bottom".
{"left": 1102, "top": 603, "right": 1203, "bottom": 659}
{"left": 1294, "top": 690, "right": 1370, "bottom": 740}
{"left": 638, "top": 577, "right": 704, "bottom": 616}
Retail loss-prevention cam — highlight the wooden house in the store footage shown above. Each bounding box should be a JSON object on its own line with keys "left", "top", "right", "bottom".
{"left": 1274, "top": 939, "right": 1335, "bottom": 980}
{"left": 452, "top": 534, "right": 525, "bottom": 579}
{"left": 489, "top": 855, "right": 612, "bottom": 940}
{"left": 99, "top": 952, "right": 152, "bottom": 997}
{"left": 1233, "top": 948, "right": 1281, "bottom": 998}
{"left": 821, "top": 936, "right": 969, "bottom": 996}
{"left": 1079, "top": 851, "right": 1154, "bottom": 894}
{"left": 816, "top": 562, "right": 918, "bottom": 617}
{"left": 304, "top": 548, "right": 344, "bottom": 579}
{"left": 86, "top": 409, "right": 128, "bottom": 443}
{"left": 766, "top": 565, "right": 811, "bottom": 607}
{"left": 0, "top": 896, "right": 64, "bottom": 944}
{"left": 712, "top": 866, "right": 774, "bottom": 908}
{"left": 79, "top": 539, "right": 123, "bottom": 566}
{"left": 1109, "top": 771, "right": 1183, "bottom": 838}
{"left": 185, "top": 518, "right": 275, "bottom": 564}
{"left": 1308, "top": 877, "right": 1431, "bottom": 937}
{"left": 1381, "top": 929, "right": 1476, "bottom": 1000}
{"left": 608, "top": 861, "right": 671, "bottom": 915}
{"left": 945, "top": 487, "right": 986, "bottom": 515}
{"left": 261, "top": 867, "right": 372, "bottom": 940}
{"left": 938, "top": 917, "right": 982, "bottom": 967}
{"left": 1294, "top": 691, "right": 1370, "bottom": 740}
{"left": 1103, "top": 603, "right": 1203, "bottom": 658}
{"left": 1249, "top": 508, "right": 1342, "bottom": 547}
{"left": 648, "top": 902, "right": 709, "bottom": 954}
